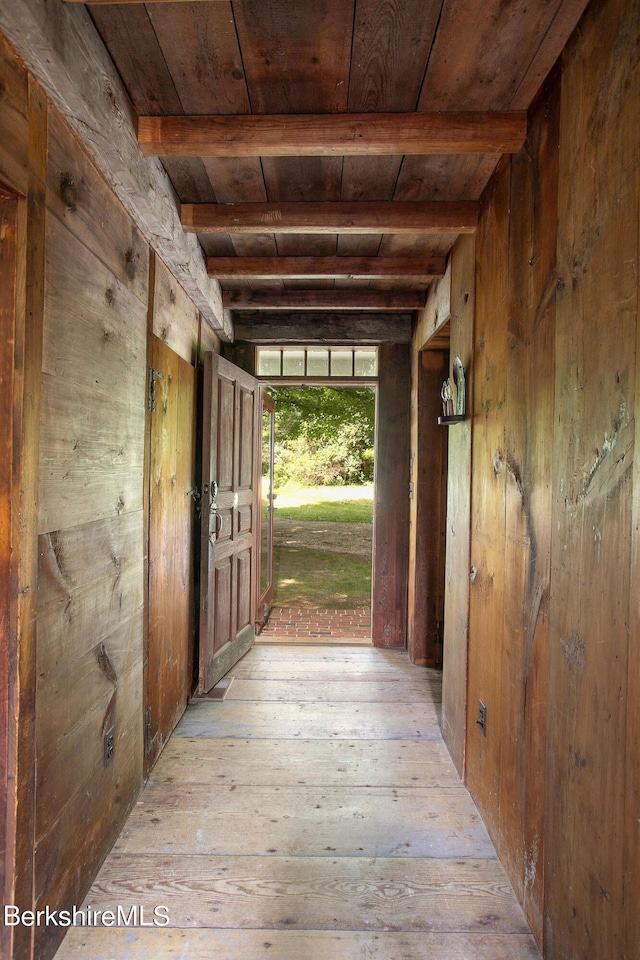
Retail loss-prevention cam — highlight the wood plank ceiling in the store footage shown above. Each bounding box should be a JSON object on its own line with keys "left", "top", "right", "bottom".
{"left": 73, "top": 0, "right": 588, "bottom": 329}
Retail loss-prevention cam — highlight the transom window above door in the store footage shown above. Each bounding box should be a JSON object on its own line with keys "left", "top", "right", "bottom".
{"left": 257, "top": 346, "right": 378, "bottom": 381}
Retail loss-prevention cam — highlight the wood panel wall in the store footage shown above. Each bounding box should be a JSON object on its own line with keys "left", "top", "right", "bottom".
{"left": 407, "top": 349, "right": 449, "bottom": 666}
{"left": 441, "top": 232, "right": 475, "bottom": 776}
{"left": 441, "top": 0, "right": 640, "bottom": 955}
{"left": 36, "top": 104, "right": 149, "bottom": 959}
{"left": 373, "top": 343, "right": 410, "bottom": 648}
{"left": 0, "top": 32, "right": 209, "bottom": 960}
{"left": 546, "top": 0, "right": 639, "bottom": 956}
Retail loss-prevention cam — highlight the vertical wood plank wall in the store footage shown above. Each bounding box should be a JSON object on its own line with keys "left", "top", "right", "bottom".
{"left": 407, "top": 349, "right": 448, "bottom": 666}
{"left": 373, "top": 342, "right": 410, "bottom": 648}
{"left": 440, "top": 233, "right": 475, "bottom": 776}
{"left": 440, "top": 0, "right": 640, "bottom": 955}
{"left": 36, "top": 102, "right": 149, "bottom": 960}
{"left": 0, "top": 33, "right": 211, "bottom": 960}
{"left": 546, "top": 0, "right": 638, "bottom": 956}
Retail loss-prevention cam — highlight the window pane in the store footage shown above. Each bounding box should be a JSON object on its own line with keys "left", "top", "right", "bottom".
{"left": 306, "top": 349, "right": 329, "bottom": 376}
{"left": 354, "top": 349, "right": 377, "bottom": 376}
{"left": 258, "top": 349, "right": 281, "bottom": 376}
{"left": 330, "top": 349, "right": 352, "bottom": 376}
{"left": 282, "top": 349, "right": 305, "bottom": 376}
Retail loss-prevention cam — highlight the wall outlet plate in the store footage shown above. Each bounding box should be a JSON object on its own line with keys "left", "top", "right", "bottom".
{"left": 477, "top": 700, "right": 487, "bottom": 736}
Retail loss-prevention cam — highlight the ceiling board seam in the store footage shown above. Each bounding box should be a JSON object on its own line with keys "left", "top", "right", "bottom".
{"left": 144, "top": 5, "right": 184, "bottom": 117}
{"left": 414, "top": 0, "right": 447, "bottom": 110}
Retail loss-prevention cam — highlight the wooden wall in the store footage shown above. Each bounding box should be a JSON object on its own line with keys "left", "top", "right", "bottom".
{"left": 36, "top": 104, "right": 149, "bottom": 959}
{"left": 441, "top": 0, "right": 640, "bottom": 955}
{"left": 373, "top": 343, "right": 410, "bottom": 648}
{"left": 407, "top": 349, "right": 449, "bottom": 666}
{"left": 441, "top": 233, "right": 475, "bottom": 775}
{"left": 0, "top": 31, "right": 212, "bottom": 960}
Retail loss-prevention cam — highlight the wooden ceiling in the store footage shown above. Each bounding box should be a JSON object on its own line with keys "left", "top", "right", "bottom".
{"left": 67, "top": 0, "right": 589, "bottom": 326}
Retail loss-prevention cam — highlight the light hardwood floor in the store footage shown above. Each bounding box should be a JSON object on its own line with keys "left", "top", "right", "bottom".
{"left": 55, "top": 645, "right": 541, "bottom": 960}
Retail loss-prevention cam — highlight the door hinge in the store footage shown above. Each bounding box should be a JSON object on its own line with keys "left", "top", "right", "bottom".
{"left": 148, "top": 367, "right": 164, "bottom": 412}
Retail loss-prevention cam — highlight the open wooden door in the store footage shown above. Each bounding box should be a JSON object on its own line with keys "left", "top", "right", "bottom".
{"left": 198, "top": 354, "right": 260, "bottom": 693}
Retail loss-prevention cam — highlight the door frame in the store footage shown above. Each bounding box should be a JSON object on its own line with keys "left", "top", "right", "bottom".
{"left": 256, "top": 388, "right": 275, "bottom": 632}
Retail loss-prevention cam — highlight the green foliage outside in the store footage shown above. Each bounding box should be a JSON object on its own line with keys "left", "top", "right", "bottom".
{"left": 269, "top": 386, "right": 375, "bottom": 488}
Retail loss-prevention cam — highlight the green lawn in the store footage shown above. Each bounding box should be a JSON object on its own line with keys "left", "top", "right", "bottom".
{"left": 273, "top": 546, "right": 371, "bottom": 608}
{"left": 270, "top": 484, "right": 373, "bottom": 607}
{"left": 274, "top": 498, "right": 372, "bottom": 524}
{"left": 273, "top": 483, "right": 373, "bottom": 524}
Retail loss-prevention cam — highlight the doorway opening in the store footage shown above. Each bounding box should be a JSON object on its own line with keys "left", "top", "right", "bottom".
{"left": 255, "top": 347, "right": 378, "bottom": 644}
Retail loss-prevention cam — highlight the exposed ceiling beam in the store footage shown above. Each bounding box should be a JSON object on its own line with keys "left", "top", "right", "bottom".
{"left": 0, "top": 0, "right": 230, "bottom": 339}
{"left": 233, "top": 314, "right": 413, "bottom": 344}
{"left": 138, "top": 112, "right": 527, "bottom": 158}
{"left": 223, "top": 290, "right": 426, "bottom": 312}
{"left": 183, "top": 201, "right": 478, "bottom": 235}
{"left": 208, "top": 256, "right": 446, "bottom": 281}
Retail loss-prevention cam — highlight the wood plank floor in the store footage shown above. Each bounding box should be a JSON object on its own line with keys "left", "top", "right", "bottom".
{"left": 54, "top": 645, "right": 542, "bottom": 960}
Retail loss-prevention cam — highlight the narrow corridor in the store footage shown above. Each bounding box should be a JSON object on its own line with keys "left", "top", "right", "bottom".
{"left": 55, "top": 645, "right": 541, "bottom": 960}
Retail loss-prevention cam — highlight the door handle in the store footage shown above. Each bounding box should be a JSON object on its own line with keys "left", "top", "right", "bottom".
{"left": 209, "top": 511, "right": 223, "bottom": 546}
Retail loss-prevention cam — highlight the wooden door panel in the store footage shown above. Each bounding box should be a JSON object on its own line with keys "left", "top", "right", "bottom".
{"left": 146, "top": 336, "right": 196, "bottom": 772}
{"left": 198, "top": 354, "right": 260, "bottom": 692}
{"left": 214, "top": 559, "right": 233, "bottom": 653}
{"left": 239, "top": 386, "right": 255, "bottom": 489}
{"left": 238, "top": 504, "right": 253, "bottom": 535}
{"left": 217, "top": 375, "right": 235, "bottom": 490}
{"left": 236, "top": 549, "right": 253, "bottom": 632}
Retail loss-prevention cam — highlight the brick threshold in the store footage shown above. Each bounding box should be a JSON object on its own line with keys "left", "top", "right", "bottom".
{"left": 257, "top": 606, "right": 372, "bottom": 645}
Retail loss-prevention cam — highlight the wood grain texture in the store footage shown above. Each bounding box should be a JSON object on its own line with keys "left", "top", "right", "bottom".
{"left": 51, "top": 928, "right": 544, "bottom": 960}
{"left": 46, "top": 108, "right": 149, "bottom": 305}
{"left": 114, "top": 783, "right": 495, "bottom": 860}
{"left": 42, "top": 215, "right": 147, "bottom": 403}
{"left": 234, "top": 313, "right": 412, "bottom": 344}
{"left": 418, "top": 0, "right": 589, "bottom": 111}
{"left": 182, "top": 201, "right": 479, "bottom": 234}
{"left": 138, "top": 112, "right": 527, "bottom": 157}
{"left": 373, "top": 343, "right": 411, "bottom": 648}
{"left": 465, "top": 158, "right": 510, "bottom": 842}
{"left": 546, "top": 0, "right": 639, "bottom": 956}
{"left": 413, "top": 260, "right": 452, "bottom": 350}
{"left": 223, "top": 289, "right": 426, "bottom": 311}
{"left": 146, "top": 337, "right": 197, "bottom": 770}
{"left": 0, "top": 192, "right": 18, "bottom": 960}
{"left": 347, "top": 0, "right": 443, "bottom": 113}
{"left": 153, "top": 256, "right": 200, "bottom": 365}
{"left": 407, "top": 350, "right": 449, "bottom": 667}
{"left": 149, "top": 736, "right": 459, "bottom": 789}
{"left": 9, "top": 76, "right": 48, "bottom": 960}
{"left": 209, "top": 256, "right": 446, "bottom": 280}
{"left": 232, "top": 1, "right": 354, "bottom": 116}
{"left": 500, "top": 70, "right": 559, "bottom": 940}
{"left": 54, "top": 642, "right": 539, "bottom": 960}
{"left": 33, "top": 99, "right": 147, "bottom": 958}
{"left": 441, "top": 233, "right": 474, "bottom": 777}
{"left": 0, "top": 33, "right": 29, "bottom": 195}
{"left": 0, "top": 0, "right": 228, "bottom": 337}
{"left": 175, "top": 700, "right": 441, "bottom": 742}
